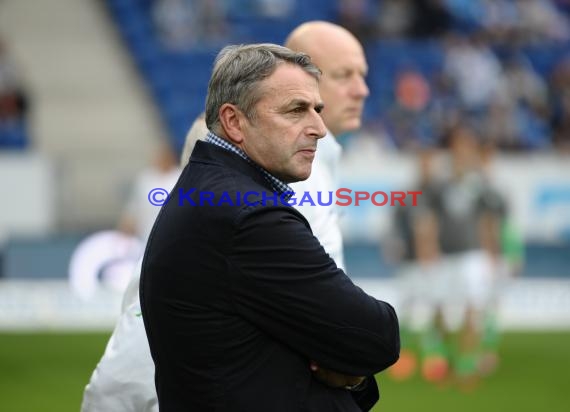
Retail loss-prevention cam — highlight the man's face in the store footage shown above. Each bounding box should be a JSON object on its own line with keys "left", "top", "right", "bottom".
{"left": 314, "top": 40, "right": 369, "bottom": 136}
{"left": 240, "top": 64, "right": 327, "bottom": 183}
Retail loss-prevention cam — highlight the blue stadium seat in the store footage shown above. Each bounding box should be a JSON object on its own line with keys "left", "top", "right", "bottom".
{"left": 523, "top": 43, "right": 570, "bottom": 78}
{"left": 0, "top": 120, "right": 29, "bottom": 150}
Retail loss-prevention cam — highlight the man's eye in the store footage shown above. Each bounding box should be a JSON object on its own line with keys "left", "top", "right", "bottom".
{"left": 333, "top": 72, "right": 351, "bottom": 80}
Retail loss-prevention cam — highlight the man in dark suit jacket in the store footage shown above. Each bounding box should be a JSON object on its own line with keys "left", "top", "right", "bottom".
{"left": 140, "top": 43, "right": 400, "bottom": 412}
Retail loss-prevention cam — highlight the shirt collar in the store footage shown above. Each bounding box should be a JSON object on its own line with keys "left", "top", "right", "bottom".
{"left": 205, "top": 132, "right": 293, "bottom": 199}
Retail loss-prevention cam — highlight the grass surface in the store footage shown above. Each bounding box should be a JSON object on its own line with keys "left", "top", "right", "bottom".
{"left": 0, "top": 331, "right": 568, "bottom": 411}
{"left": 373, "top": 331, "right": 570, "bottom": 412}
{"left": 0, "top": 332, "right": 111, "bottom": 412}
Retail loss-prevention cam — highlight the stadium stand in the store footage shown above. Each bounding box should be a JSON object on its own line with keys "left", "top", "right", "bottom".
{"left": 1, "top": 0, "right": 570, "bottom": 282}
{"left": 104, "top": 0, "right": 570, "bottom": 153}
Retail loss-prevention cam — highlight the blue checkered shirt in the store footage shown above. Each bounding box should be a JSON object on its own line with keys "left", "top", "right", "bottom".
{"left": 205, "top": 132, "right": 293, "bottom": 200}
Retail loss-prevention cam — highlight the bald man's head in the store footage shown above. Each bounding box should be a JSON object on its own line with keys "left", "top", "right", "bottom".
{"left": 286, "top": 21, "right": 359, "bottom": 65}
{"left": 285, "top": 21, "right": 369, "bottom": 136}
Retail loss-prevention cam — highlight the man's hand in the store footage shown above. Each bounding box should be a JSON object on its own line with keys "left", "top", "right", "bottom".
{"left": 309, "top": 361, "right": 366, "bottom": 389}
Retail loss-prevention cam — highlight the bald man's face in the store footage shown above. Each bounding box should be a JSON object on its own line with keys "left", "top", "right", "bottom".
{"left": 312, "top": 36, "right": 369, "bottom": 136}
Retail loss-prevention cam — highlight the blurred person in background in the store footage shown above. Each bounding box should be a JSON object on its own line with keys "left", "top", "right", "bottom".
{"left": 117, "top": 140, "right": 182, "bottom": 243}
{"left": 83, "top": 21, "right": 379, "bottom": 412}
{"left": 514, "top": 0, "right": 570, "bottom": 44}
{"left": 81, "top": 116, "right": 207, "bottom": 412}
{"left": 412, "top": 125, "right": 507, "bottom": 386}
{"left": 549, "top": 55, "right": 570, "bottom": 152}
{"left": 385, "top": 147, "right": 441, "bottom": 381}
{"left": 408, "top": 0, "right": 453, "bottom": 38}
{"left": 0, "top": 36, "right": 30, "bottom": 150}
{"left": 69, "top": 141, "right": 180, "bottom": 302}
{"left": 151, "top": 0, "right": 229, "bottom": 51}
{"left": 0, "top": 36, "right": 30, "bottom": 276}
{"left": 442, "top": 33, "right": 503, "bottom": 114}
{"left": 482, "top": 53, "right": 550, "bottom": 150}
{"left": 381, "top": 67, "right": 436, "bottom": 149}
{"left": 336, "top": 0, "right": 378, "bottom": 43}
{"left": 476, "top": 140, "right": 524, "bottom": 376}
{"left": 374, "top": 0, "right": 415, "bottom": 39}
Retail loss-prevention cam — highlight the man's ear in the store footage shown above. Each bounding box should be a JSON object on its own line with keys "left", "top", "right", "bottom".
{"left": 218, "top": 103, "right": 245, "bottom": 145}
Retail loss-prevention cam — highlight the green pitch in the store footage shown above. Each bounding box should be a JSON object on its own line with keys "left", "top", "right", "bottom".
{"left": 0, "top": 332, "right": 568, "bottom": 412}
{"left": 373, "top": 331, "right": 570, "bottom": 412}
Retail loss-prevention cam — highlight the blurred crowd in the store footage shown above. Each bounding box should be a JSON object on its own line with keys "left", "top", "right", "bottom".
{"left": 146, "top": 0, "right": 570, "bottom": 153}
{"left": 339, "top": 0, "right": 570, "bottom": 44}
{"left": 362, "top": 30, "right": 570, "bottom": 151}
{"left": 4, "top": 0, "right": 570, "bottom": 153}
{"left": 345, "top": 0, "right": 570, "bottom": 152}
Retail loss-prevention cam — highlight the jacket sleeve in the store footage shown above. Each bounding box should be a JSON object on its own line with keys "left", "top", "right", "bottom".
{"left": 229, "top": 206, "right": 400, "bottom": 376}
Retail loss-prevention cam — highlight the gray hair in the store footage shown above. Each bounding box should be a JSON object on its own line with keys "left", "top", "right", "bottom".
{"left": 205, "top": 43, "right": 321, "bottom": 133}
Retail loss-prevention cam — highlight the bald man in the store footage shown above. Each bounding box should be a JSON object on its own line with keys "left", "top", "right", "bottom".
{"left": 286, "top": 21, "right": 370, "bottom": 270}
{"left": 283, "top": 21, "right": 386, "bottom": 411}
{"left": 286, "top": 21, "right": 369, "bottom": 137}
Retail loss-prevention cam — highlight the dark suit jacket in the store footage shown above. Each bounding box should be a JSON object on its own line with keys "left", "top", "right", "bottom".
{"left": 140, "top": 141, "right": 400, "bottom": 412}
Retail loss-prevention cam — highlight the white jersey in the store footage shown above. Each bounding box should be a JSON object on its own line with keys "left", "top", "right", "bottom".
{"left": 80, "top": 260, "right": 158, "bottom": 412}
{"left": 80, "top": 132, "right": 345, "bottom": 412}
{"left": 290, "top": 132, "right": 344, "bottom": 269}
{"left": 123, "top": 166, "right": 182, "bottom": 242}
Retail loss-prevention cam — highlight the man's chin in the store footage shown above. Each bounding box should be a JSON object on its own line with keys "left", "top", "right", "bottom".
{"left": 284, "top": 168, "right": 312, "bottom": 184}
{"left": 341, "top": 119, "right": 362, "bottom": 135}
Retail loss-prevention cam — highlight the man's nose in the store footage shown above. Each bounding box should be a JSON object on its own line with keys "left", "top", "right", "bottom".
{"left": 310, "top": 111, "right": 328, "bottom": 139}
{"left": 351, "top": 75, "right": 369, "bottom": 99}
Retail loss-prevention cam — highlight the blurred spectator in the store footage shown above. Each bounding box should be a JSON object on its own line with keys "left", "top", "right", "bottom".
{"left": 375, "top": 0, "right": 415, "bottom": 39}
{"left": 397, "top": 68, "right": 432, "bottom": 112}
{"left": 481, "top": 99, "right": 522, "bottom": 149}
{"left": 409, "top": 0, "right": 453, "bottom": 38}
{"left": 224, "top": 0, "right": 295, "bottom": 19}
{"left": 479, "top": 0, "right": 520, "bottom": 45}
{"left": 382, "top": 68, "right": 436, "bottom": 149}
{"left": 0, "top": 37, "right": 30, "bottom": 150}
{"left": 255, "top": 0, "right": 295, "bottom": 18}
{"left": 499, "top": 54, "right": 549, "bottom": 111}
{"left": 428, "top": 72, "right": 463, "bottom": 142}
{"left": 482, "top": 53, "right": 551, "bottom": 150}
{"left": 444, "top": 0, "right": 486, "bottom": 33}
{"left": 551, "top": 92, "right": 570, "bottom": 152}
{"left": 444, "top": 0, "right": 570, "bottom": 45}
{"left": 442, "top": 33, "right": 503, "bottom": 112}
{"left": 549, "top": 55, "right": 570, "bottom": 152}
{"left": 151, "top": 0, "right": 228, "bottom": 51}
{"left": 152, "top": 0, "right": 196, "bottom": 51}
{"left": 337, "top": 0, "right": 378, "bottom": 43}
{"left": 515, "top": 0, "right": 570, "bottom": 44}
{"left": 554, "top": 0, "right": 570, "bottom": 14}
